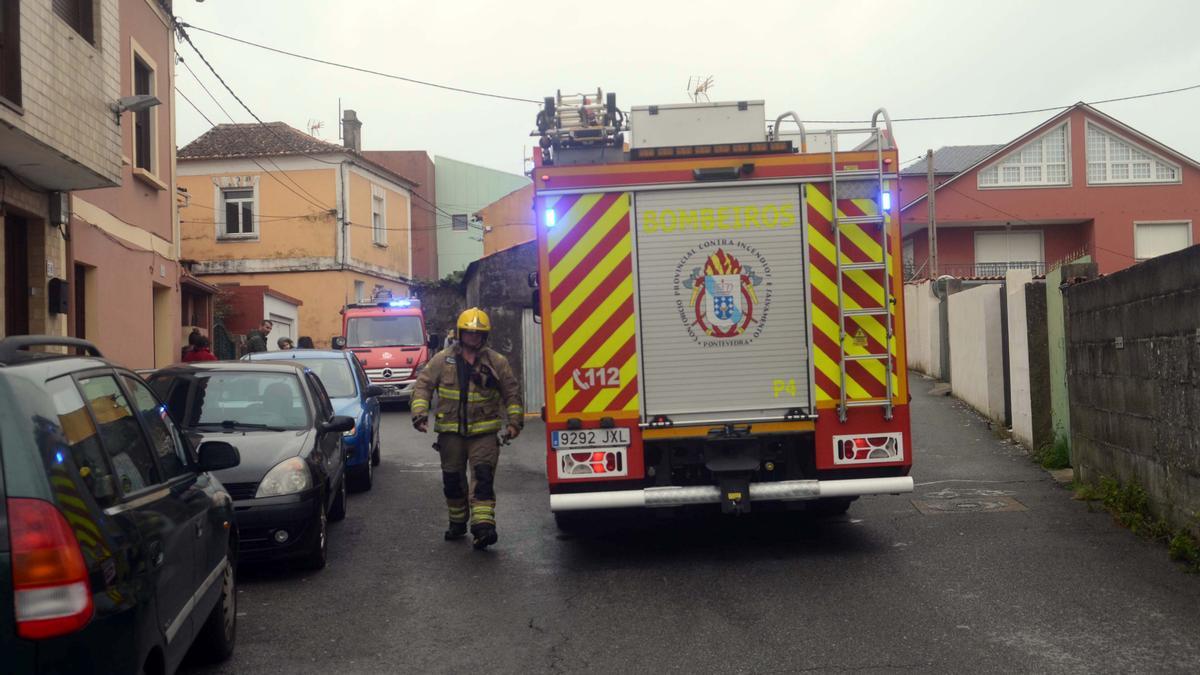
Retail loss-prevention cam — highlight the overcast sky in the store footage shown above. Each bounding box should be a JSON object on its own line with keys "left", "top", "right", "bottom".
{"left": 173, "top": 0, "right": 1200, "bottom": 176}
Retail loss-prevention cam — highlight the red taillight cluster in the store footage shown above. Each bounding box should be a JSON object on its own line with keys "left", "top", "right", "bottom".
{"left": 833, "top": 433, "right": 903, "bottom": 465}
{"left": 7, "top": 498, "right": 94, "bottom": 640}
{"left": 559, "top": 449, "right": 627, "bottom": 478}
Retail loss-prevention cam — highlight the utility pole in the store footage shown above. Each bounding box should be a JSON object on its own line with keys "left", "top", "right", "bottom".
{"left": 926, "top": 149, "right": 938, "bottom": 277}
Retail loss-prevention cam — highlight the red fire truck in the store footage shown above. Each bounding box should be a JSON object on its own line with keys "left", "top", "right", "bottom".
{"left": 336, "top": 292, "right": 433, "bottom": 403}
{"left": 530, "top": 90, "right": 913, "bottom": 525}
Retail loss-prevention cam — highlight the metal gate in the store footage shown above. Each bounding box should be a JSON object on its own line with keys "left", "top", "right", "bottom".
{"left": 521, "top": 308, "right": 545, "bottom": 413}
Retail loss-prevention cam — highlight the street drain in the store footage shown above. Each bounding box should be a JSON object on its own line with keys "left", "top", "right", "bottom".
{"left": 911, "top": 487, "right": 1027, "bottom": 514}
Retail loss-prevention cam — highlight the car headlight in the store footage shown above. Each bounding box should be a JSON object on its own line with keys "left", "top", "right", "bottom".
{"left": 255, "top": 457, "right": 312, "bottom": 497}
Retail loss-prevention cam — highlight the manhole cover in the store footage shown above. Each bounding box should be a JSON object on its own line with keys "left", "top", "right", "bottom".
{"left": 911, "top": 488, "right": 1027, "bottom": 514}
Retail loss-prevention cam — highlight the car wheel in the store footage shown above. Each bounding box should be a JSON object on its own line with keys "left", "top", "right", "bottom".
{"left": 191, "top": 557, "right": 237, "bottom": 662}
{"left": 371, "top": 431, "right": 381, "bottom": 467}
{"left": 349, "top": 456, "right": 373, "bottom": 493}
{"left": 301, "top": 509, "right": 328, "bottom": 570}
{"left": 329, "top": 476, "right": 348, "bottom": 522}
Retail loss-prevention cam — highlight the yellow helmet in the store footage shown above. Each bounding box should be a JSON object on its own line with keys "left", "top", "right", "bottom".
{"left": 456, "top": 307, "right": 491, "bottom": 333}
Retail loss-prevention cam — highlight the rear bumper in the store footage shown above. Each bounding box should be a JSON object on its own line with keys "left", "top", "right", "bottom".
{"left": 549, "top": 476, "right": 914, "bottom": 511}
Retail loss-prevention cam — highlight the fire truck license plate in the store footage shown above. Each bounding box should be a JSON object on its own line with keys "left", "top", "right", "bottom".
{"left": 552, "top": 429, "right": 630, "bottom": 450}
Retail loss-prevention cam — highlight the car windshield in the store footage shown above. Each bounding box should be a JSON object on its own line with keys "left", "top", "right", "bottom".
{"left": 159, "top": 372, "right": 309, "bottom": 430}
{"left": 287, "top": 359, "right": 356, "bottom": 398}
{"left": 346, "top": 316, "right": 424, "bottom": 348}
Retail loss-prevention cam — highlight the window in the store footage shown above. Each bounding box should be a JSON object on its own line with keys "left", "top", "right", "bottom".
{"left": 1134, "top": 222, "right": 1191, "bottom": 261}
{"left": 354, "top": 280, "right": 366, "bottom": 302}
{"left": 79, "top": 375, "right": 161, "bottom": 494}
{"left": 1086, "top": 122, "right": 1180, "bottom": 185}
{"left": 122, "top": 375, "right": 190, "bottom": 480}
{"left": 52, "top": 0, "right": 94, "bottom": 44}
{"left": 184, "top": 372, "right": 309, "bottom": 429}
{"left": 305, "top": 372, "right": 334, "bottom": 421}
{"left": 452, "top": 214, "right": 468, "bottom": 231}
{"left": 289, "top": 359, "right": 357, "bottom": 399}
{"left": 220, "top": 188, "right": 256, "bottom": 238}
{"left": 372, "top": 193, "right": 387, "bottom": 245}
{"left": 0, "top": 0, "right": 21, "bottom": 105}
{"left": 47, "top": 376, "right": 117, "bottom": 505}
{"left": 133, "top": 55, "right": 155, "bottom": 173}
{"left": 978, "top": 124, "right": 1069, "bottom": 188}
{"left": 346, "top": 315, "right": 425, "bottom": 348}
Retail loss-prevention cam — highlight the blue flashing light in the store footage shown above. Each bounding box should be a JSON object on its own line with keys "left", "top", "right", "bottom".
{"left": 544, "top": 208, "right": 556, "bottom": 228}
{"left": 55, "top": 451, "right": 65, "bottom": 464}
{"left": 389, "top": 300, "right": 412, "bottom": 308}
{"left": 881, "top": 191, "right": 892, "bottom": 211}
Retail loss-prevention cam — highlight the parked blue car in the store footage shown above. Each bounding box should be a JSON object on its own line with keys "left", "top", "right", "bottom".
{"left": 245, "top": 349, "right": 383, "bottom": 491}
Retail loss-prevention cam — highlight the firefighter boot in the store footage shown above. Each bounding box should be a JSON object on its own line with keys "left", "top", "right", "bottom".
{"left": 471, "top": 522, "right": 498, "bottom": 550}
{"left": 444, "top": 521, "right": 468, "bottom": 540}
{"left": 442, "top": 471, "right": 469, "bottom": 541}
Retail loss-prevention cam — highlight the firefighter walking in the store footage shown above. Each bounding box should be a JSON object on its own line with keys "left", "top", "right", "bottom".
{"left": 411, "top": 308, "right": 523, "bottom": 550}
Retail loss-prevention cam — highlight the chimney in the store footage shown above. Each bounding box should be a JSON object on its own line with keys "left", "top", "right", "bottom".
{"left": 342, "top": 109, "right": 362, "bottom": 152}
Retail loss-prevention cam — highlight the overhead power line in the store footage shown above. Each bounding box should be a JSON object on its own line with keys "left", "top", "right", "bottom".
{"left": 178, "top": 18, "right": 1200, "bottom": 126}
{"left": 178, "top": 59, "right": 333, "bottom": 211}
{"left": 176, "top": 87, "right": 334, "bottom": 213}
{"left": 793, "top": 83, "right": 1200, "bottom": 125}
{"left": 178, "top": 21, "right": 540, "bottom": 105}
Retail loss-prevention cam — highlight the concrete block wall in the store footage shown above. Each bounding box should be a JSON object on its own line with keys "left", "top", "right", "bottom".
{"left": 1, "top": 0, "right": 122, "bottom": 185}
{"left": 948, "top": 284, "right": 1006, "bottom": 422}
{"left": 1066, "top": 245, "right": 1200, "bottom": 536}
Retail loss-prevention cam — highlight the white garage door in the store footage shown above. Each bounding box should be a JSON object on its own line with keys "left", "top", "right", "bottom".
{"left": 975, "top": 230, "right": 1043, "bottom": 276}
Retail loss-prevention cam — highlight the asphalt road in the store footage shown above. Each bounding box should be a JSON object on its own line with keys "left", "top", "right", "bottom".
{"left": 184, "top": 376, "right": 1200, "bottom": 674}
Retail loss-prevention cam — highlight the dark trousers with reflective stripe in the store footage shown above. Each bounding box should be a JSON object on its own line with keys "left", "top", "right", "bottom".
{"left": 437, "top": 433, "right": 500, "bottom": 526}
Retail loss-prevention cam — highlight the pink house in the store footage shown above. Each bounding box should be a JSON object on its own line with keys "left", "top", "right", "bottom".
{"left": 900, "top": 103, "right": 1200, "bottom": 277}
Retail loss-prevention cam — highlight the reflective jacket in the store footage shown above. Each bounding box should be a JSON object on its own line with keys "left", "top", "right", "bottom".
{"left": 411, "top": 345, "right": 524, "bottom": 436}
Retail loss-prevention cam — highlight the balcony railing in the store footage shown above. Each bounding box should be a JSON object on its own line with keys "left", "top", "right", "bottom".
{"left": 905, "top": 261, "right": 1046, "bottom": 280}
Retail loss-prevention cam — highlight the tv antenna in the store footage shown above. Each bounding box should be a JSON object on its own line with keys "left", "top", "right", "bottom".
{"left": 687, "top": 76, "right": 714, "bottom": 102}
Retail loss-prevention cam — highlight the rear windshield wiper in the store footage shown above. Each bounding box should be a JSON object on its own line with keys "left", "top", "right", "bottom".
{"left": 196, "top": 420, "right": 289, "bottom": 432}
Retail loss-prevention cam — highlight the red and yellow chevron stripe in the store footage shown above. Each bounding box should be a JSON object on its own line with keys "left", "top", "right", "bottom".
{"left": 806, "top": 183, "right": 902, "bottom": 406}
{"left": 542, "top": 192, "right": 639, "bottom": 418}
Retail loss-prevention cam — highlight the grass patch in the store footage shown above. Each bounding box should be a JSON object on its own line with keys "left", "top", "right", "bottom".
{"left": 1076, "top": 474, "right": 1200, "bottom": 573}
{"left": 1035, "top": 435, "right": 1071, "bottom": 470}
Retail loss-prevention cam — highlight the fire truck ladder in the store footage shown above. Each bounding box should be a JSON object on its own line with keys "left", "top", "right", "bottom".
{"left": 829, "top": 109, "right": 895, "bottom": 422}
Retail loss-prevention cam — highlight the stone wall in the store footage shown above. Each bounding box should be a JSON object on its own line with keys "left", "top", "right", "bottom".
{"left": 1066, "top": 245, "right": 1200, "bottom": 536}
{"left": 463, "top": 241, "right": 537, "bottom": 378}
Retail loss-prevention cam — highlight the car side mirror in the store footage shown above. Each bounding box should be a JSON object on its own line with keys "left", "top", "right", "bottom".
{"left": 366, "top": 384, "right": 386, "bottom": 398}
{"left": 427, "top": 334, "right": 441, "bottom": 351}
{"left": 331, "top": 336, "right": 347, "bottom": 350}
{"left": 322, "top": 415, "right": 355, "bottom": 434}
{"left": 531, "top": 288, "right": 541, "bottom": 321}
{"left": 528, "top": 271, "right": 538, "bottom": 288}
{"left": 198, "top": 441, "right": 241, "bottom": 472}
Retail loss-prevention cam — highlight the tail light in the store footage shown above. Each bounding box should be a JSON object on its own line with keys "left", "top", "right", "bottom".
{"left": 832, "top": 433, "right": 904, "bottom": 465}
{"left": 557, "top": 449, "right": 627, "bottom": 479}
{"left": 7, "top": 498, "right": 94, "bottom": 639}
